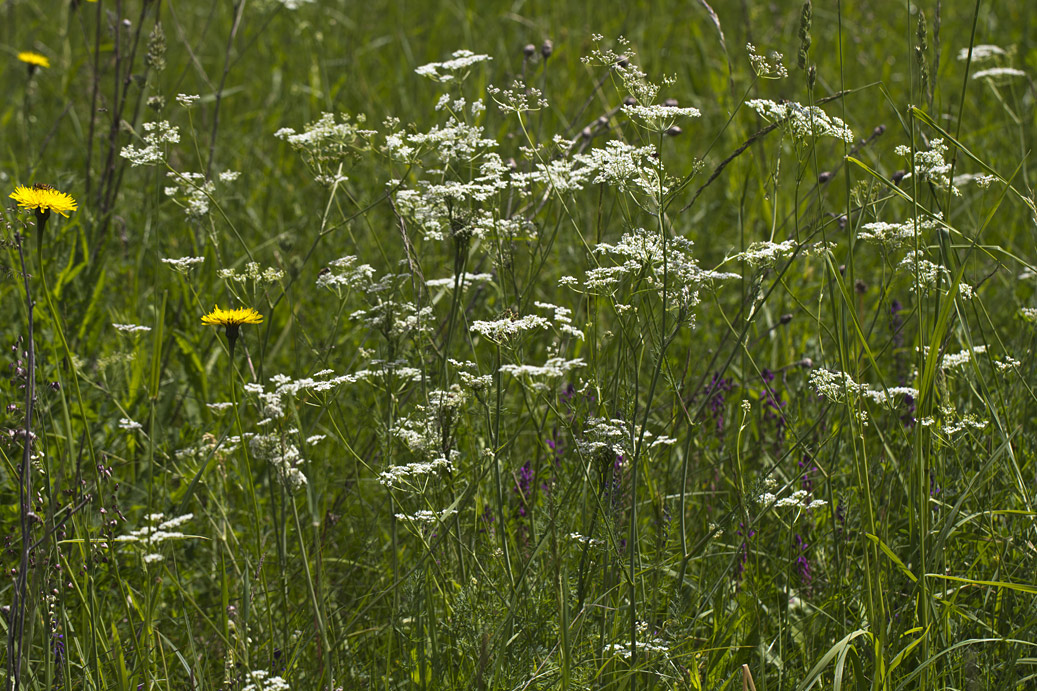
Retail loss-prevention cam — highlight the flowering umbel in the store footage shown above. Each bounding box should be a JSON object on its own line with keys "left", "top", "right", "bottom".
{"left": 201, "top": 305, "right": 263, "bottom": 354}
{"left": 9, "top": 185, "right": 77, "bottom": 218}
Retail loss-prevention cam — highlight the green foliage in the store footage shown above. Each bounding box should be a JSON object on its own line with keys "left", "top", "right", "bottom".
{"left": 2, "top": 1, "right": 1037, "bottom": 690}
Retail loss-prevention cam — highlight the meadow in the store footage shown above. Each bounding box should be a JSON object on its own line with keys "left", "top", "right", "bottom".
{"left": 2, "top": 0, "right": 1037, "bottom": 688}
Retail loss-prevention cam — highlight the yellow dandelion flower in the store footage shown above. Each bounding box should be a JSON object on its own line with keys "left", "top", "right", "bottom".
{"left": 201, "top": 305, "right": 264, "bottom": 327}
{"left": 9, "top": 184, "right": 78, "bottom": 218}
{"left": 202, "top": 304, "right": 262, "bottom": 354}
{"left": 17, "top": 51, "right": 50, "bottom": 69}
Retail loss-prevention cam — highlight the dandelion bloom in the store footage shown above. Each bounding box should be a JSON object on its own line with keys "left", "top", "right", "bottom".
{"left": 17, "top": 52, "right": 50, "bottom": 68}
{"left": 202, "top": 304, "right": 262, "bottom": 352}
{"left": 201, "top": 305, "right": 263, "bottom": 327}
{"left": 9, "top": 185, "right": 77, "bottom": 218}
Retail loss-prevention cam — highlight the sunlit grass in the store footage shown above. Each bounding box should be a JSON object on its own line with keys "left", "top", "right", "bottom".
{"left": 1, "top": 2, "right": 1036, "bottom": 690}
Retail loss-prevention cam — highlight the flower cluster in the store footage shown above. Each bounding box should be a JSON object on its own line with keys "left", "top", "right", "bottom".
{"left": 622, "top": 102, "right": 701, "bottom": 131}
{"left": 809, "top": 368, "right": 867, "bottom": 402}
{"left": 414, "top": 49, "right": 492, "bottom": 82}
{"left": 603, "top": 621, "right": 670, "bottom": 660}
{"left": 958, "top": 44, "right": 1006, "bottom": 62}
{"left": 275, "top": 112, "right": 375, "bottom": 171}
{"left": 113, "top": 323, "right": 151, "bottom": 334}
{"left": 470, "top": 314, "right": 550, "bottom": 343}
{"left": 747, "top": 43, "right": 788, "bottom": 79}
{"left": 581, "top": 228, "right": 737, "bottom": 314}
{"left": 858, "top": 215, "right": 940, "bottom": 249}
{"left": 378, "top": 453, "right": 456, "bottom": 487}
{"left": 120, "top": 120, "right": 180, "bottom": 167}
{"left": 241, "top": 670, "right": 290, "bottom": 691}
{"left": 747, "top": 99, "right": 854, "bottom": 143}
{"left": 973, "top": 67, "right": 1026, "bottom": 81}
{"left": 250, "top": 433, "right": 307, "bottom": 491}
{"left": 161, "top": 256, "right": 206, "bottom": 273}
{"left": 395, "top": 508, "right": 457, "bottom": 525}
{"left": 114, "top": 513, "right": 194, "bottom": 564}
{"left": 164, "top": 171, "right": 215, "bottom": 218}
{"left": 895, "top": 139, "right": 958, "bottom": 195}
{"left": 500, "top": 358, "right": 586, "bottom": 391}
{"left": 316, "top": 255, "right": 377, "bottom": 293}
{"left": 219, "top": 261, "right": 285, "bottom": 285}
{"left": 757, "top": 488, "right": 828, "bottom": 511}
{"left": 731, "top": 239, "right": 798, "bottom": 268}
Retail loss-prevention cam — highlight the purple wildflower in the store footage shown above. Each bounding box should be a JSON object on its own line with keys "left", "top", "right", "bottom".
{"left": 703, "top": 373, "right": 734, "bottom": 434}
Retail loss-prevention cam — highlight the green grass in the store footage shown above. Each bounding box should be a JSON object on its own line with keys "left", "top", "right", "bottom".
{"left": 2, "top": 0, "right": 1037, "bottom": 689}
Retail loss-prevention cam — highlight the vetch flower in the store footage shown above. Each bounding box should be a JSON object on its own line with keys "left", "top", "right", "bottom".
{"left": 9, "top": 184, "right": 77, "bottom": 218}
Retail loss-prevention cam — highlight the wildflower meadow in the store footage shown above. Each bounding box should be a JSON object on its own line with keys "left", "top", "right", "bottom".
{"left": 3, "top": 1, "right": 1037, "bottom": 689}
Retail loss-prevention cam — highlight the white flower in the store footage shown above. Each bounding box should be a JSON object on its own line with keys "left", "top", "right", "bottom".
{"left": 939, "top": 345, "right": 985, "bottom": 370}
{"left": 575, "top": 140, "right": 666, "bottom": 198}
{"left": 424, "top": 273, "right": 494, "bottom": 289}
{"left": 747, "top": 43, "right": 788, "bottom": 79}
{"left": 747, "top": 99, "right": 854, "bottom": 142}
{"left": 732, "top": 239, "right": 798, "bottom": 268}
{"left": 274, "top": 112, "right": 375, "bottom": 168}
{"left": 415, "top": 49, "right": 492, "bottom": 82}
{"left": 500, "top": 358, "right": 586, "bottom": 385}
{"left": 568, "top": 532, "right": 604, "bottom": 547}
{"left": 120, "top": 121, "right": 181, "bottom": 167}
{"left": 809, "top": 368, "right": 866, "bottom": 402}
{"left": 470, "top": 314, "right": 550, "bottom": 342}
{"left": 972, "top": 67, "right": 1026, "bottom": 80}
{"left": 858, "top": 215, "right": 940, "bottom": 249}
{"left": 861, "top": 386, "right": 918, "bottom": 407}
{"left": 161, "top": 256, "right": 205, "bottom": 272}
{"left": 898, "top": 250, "right": 947, "bottom": 290}
{"left": 115, "top": 513, "right": 194, "bottom": 550}
{"left": 316, "top": 256, "right": 376, "bottom": 292}
{"left": 219, "top": 261, "right": 285, "bottom": 284}
{"left": 250, "top": 434, "right": 307, "bottom": 491}
{"left": 118, "top": 418, "right": 143, "bottom": 431}
{"left": 758, "top": 488, "right": 827, "bottom": 511}
{"left": 242, "top": 670, "right": 291, "bottom": 691}
{"left": 957, "top": 45, "right": 1006, "bottom": 62}
{"left": 378, "top": 453, "right": 456, "bottom": 487}
{"left": 487, "top": 80, "right": 548, "bottom": 113}
{"left": 176, "top": 93, "right": 200, "bottom": 107}
{"left": 113, "top": 323, "right": 151, "bottom": 334}
{"left": 994, "top": 356, "right": 1020, "bottom": 372}
{"left": 895, "top": 139, "right": 959, "bottom": 195}
{"left": 622, "top": 103, "right": 701, "bottom": 130}
{"left": 395, "top": 508, "right": 457, "bottom": 525}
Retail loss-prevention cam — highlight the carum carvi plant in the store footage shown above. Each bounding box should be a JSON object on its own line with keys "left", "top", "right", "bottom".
{"left": 2, "top": 4, "right": 1037, "bottom": 691}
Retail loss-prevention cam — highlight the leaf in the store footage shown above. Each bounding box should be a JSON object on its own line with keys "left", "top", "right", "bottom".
{"left": 925, "top": 573, "right": 1037, "bottom": 595}
{"left": 864, "top": 533, "right": 917, "bottom": 583}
